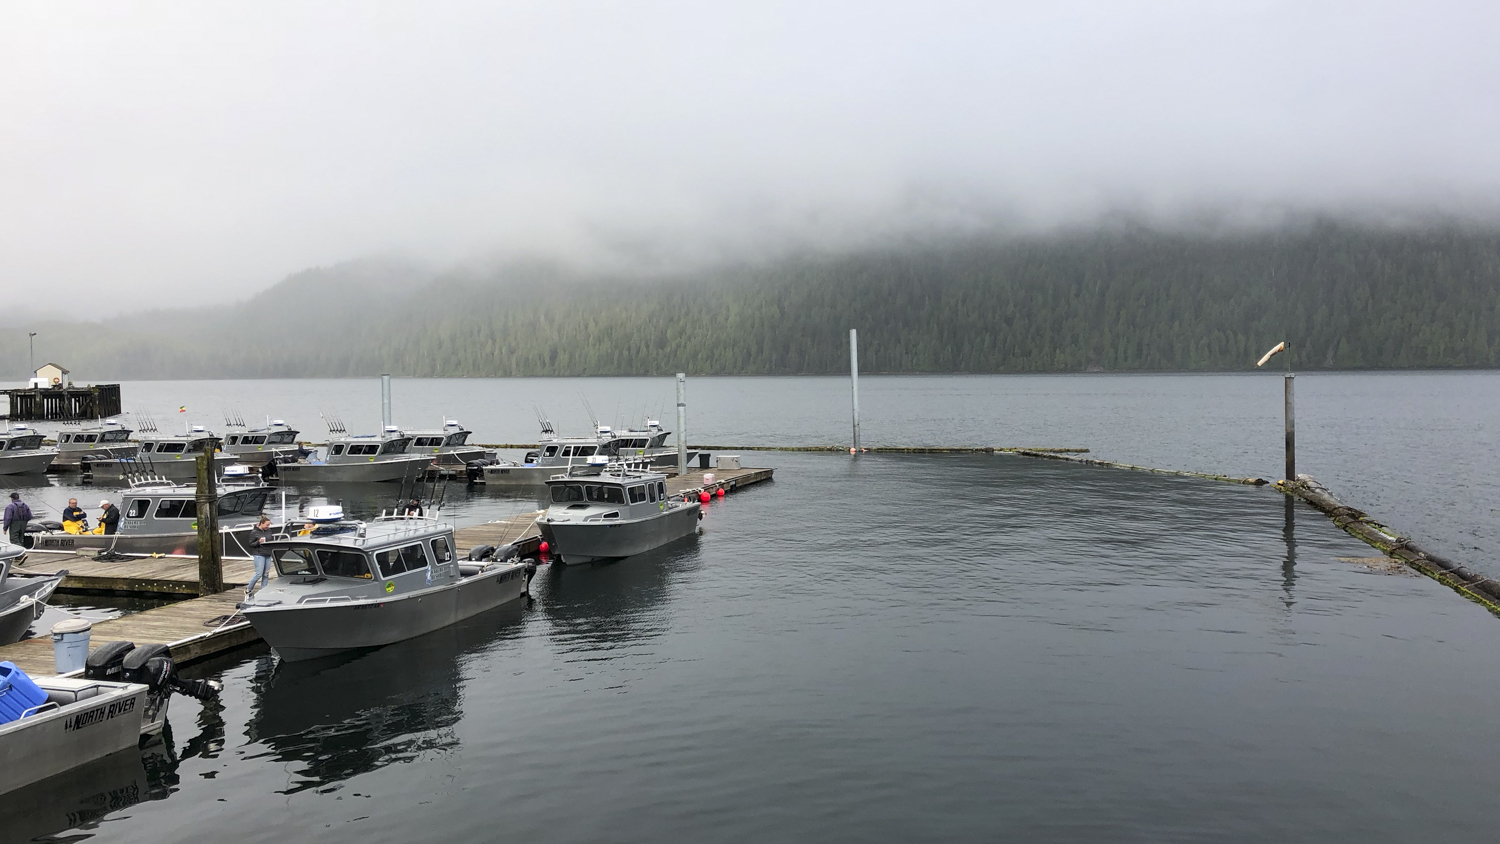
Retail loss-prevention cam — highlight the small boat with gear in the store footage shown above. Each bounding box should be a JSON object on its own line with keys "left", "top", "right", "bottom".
{"left": 536, "top": 460, "right": 701, "bottom": 564}
{"left": 0, "top": 543, "right": 67, "bottom": 646}
{"left": 240, "top": 506, "right": 537, "bottom": 661}
{"left": 50, "top": 419, "right": 136, "bottom": 472}
{"left": 85, "top": 419, "right": 237, "bottom": 481}
{"left": 0, "top": 425, "right": 58, "bottom": 475}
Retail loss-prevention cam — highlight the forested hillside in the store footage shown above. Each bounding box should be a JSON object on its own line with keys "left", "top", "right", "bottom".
{"left": 13, "top": 223, "right": 1500, "bottom": 378}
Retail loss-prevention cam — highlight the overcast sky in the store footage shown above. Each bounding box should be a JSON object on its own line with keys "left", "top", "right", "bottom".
{"left": 2, "top": 1, "right": 1497, "bottom": 307}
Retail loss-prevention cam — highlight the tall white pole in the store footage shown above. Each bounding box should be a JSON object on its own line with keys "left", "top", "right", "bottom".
{"left": 381, "top": 374, "right": 392, "bottom": 430}
{"left": 850, "top": 329, "right": 860, "bottom": 453}
{"left": 676, "top": 373, "right": 687, "bottom": 475}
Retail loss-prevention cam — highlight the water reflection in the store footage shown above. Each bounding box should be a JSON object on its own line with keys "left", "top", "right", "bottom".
{"left": 539, "top": 539, "right": 696, "bottom": 656}
{"left": 244, "top": 601, "right": 526, "bottom": 794}
{"left": 1281, "top": 496, "right": 1298, "bottom": 606}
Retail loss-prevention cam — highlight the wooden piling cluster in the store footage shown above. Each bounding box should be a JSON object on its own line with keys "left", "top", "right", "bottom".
{"left": 1280, "top": 474, "right": 1500, "bottom": 615}
{"left": 1, "top": 384, "right": 121, "bottom": 420}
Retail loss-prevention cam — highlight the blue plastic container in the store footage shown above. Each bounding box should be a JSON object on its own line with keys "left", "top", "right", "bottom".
{"left": 0, "top": 661, "right": 48, "bottom": 723}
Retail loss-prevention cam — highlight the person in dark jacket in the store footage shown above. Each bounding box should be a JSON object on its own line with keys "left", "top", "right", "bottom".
{"left": 4, "top": 492, "right": 32, "bottom": 547}
{"left": 61, "top": 497, "right": 88, "bottom": 532}
{"left": 402, "top": 499, "right": 424, "bottom": 517}
{"left": 98, "top": 499, "right": 121, "bottom": 535}
{"left": 247, "top": 516, "right": 274, "bottom": 598}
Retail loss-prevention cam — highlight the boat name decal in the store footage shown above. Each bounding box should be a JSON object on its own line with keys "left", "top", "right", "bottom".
{"left": 63, "top": 695, "right": 137, "bottom": 731}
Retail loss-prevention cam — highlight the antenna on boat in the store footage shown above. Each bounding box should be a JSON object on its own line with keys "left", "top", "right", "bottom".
{"left": 580, "top": 396, "right": 600, "bottom": 430}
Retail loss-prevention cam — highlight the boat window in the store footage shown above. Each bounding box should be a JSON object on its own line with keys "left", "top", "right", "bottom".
{"left": 156, "top": 442, "right": 186, "bottom": 454}
{"left": 155, "top": 499, "right": 198, "bottom": 519}
{"left": 188, "top": 440, "right": 208, "bottom": 453}
{"left": 400, "top": 543, "right": 428, "bottom": 572}
{"left": 348, "top": 444, "right": 379, "bottom": 456}
{"left": 445, "top": 431, "right": 469, "bottom": 446}
{"left": 126, "top": 499, "right": 149, "bottom": 519}
{"left": 81, "top": 434, "right": 99, "bottom": 444}
{"left": 374, "top": 547, "right": 404, "bottom": 575}
{"left": 602, "top": 511, "right": 620, "bottom": 520}
{"left": 379, "top": 438, "right": 409, "bottom": 454}
{"left": 559, "top": 446, "right": 573, "bottom": 457}
{"left": 606, "top": 486, "right": 625, "bottom": 504}
{"left": 648, "top": 483, "right": 657, "bottom": 503}
{"left": 7, "top": 436, "right": 43, "bottom": 450}
{"left": 628, "top": 486, "right": 646, "bottom": 504}
{"left": 141, "top": 442, "right": 155, "bottom": 453}
{"left": 543, "top": 445, "right": 559, "bottom": 458}
{"left": 330, "top": 444, "right": 345, "bottom": 456}
{"left": 60, "top": 434, "right": 72, "bottom": 443}
{"left": 273, "top": 548, "right": 319, "bottom": 577}
{"left": 267, "top": 431, "right": 296, "bottom": 444}
{"left": 414, "top": 437, "right": 439, "bottom": 447}
{"left": 101, "top": 430, "right": 130, "bottom": 443}
{"left": 227, "top": 436, "right": 240, "bottom": 445}
{"left": 430, "top": 536, "right": 452, "bottom": 563}
{"left": 575, "top": 445, "right": 596, "bottom": 457}
{"left": 316, "top": 548, "right": 373, "bottom": 579}
{"left": 657, "top": 481, "right": 666, "bottom": 500}
{"left": 550, "top": 484, "right": 585, "bottom": 503}
{"left": 218, "top": 489, "right": 270, "bottom": 517}
{"left": 245, "top": 435, "right": 266, "bottom": 445}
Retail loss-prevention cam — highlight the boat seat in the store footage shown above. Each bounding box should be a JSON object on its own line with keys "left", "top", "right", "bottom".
{"left": 457, "top": 563, "right": 485, "bottom": 577}
{"left": 38, "top": 678, "right": 104, "bottom": 705}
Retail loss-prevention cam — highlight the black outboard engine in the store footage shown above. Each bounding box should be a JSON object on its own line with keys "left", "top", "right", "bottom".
{"left": 468, "top": 544, "right": 496, "bottom": 562}
{"left": 261, "top": 457, "right": 279, "bottom": 480}
{"left": 465, "top": 460, "right": 487, "bottom": 483}
{"left": 122, "top": 643, "right": 222, "bottom": 702}
{"left": 84, "top": 640, "right": 136, "bottom": 681}
{"left": 522, "top": 559, "right": 538, "bottom": 594}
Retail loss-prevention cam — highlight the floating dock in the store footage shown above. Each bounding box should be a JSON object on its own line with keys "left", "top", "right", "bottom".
{"left": 0, "top": 467, "right": 772, "bottom": 674}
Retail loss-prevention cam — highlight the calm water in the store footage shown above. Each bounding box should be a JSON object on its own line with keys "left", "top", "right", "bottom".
{"left": 6, "top": 374, "right": 1500, "bottom": 842}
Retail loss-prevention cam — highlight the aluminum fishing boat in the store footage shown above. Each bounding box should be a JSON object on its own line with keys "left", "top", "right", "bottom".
{"left": 86, "top": 423, "right": 236, "bottom": 481}
{"left": 50, "top": 419, "right": 136, "bottom": 471}
{"left": 403, "top": 420, "right": 493, "bottom": 468}
{"left": 469, "top": 423, "right": 624, "bottom": 486}
{"left": 28, "top": 469, "right": 275, "bottom": 558}
{"left": 0, "top": 425, "right": 58, "bottom": 475}
{"left": 0, "top": 544, "right": 65, "bottom": 646}
{"left": 612, "top": 419, "right": 697, "bottom": 468}
{"left": 277, "top": 427, "right": 434, "bottom": 484}
{"left": 240, "top": 508, "right": 535, "bottom": 661}
{"left": 223, "top": 418, "right": 307, "bottom": 467}
{"left": 537, "top": 462, "right": 701, "bottom": 564}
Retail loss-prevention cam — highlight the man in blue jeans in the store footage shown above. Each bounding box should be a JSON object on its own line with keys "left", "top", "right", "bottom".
{"left": 246, "top": 516, "right": 274, "bottom": 599}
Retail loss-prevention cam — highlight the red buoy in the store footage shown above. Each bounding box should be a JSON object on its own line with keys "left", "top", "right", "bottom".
{"left": 716, "top": 487, "right": 725, "bottom": 498}
{"left": 539, "top": 541, "right": 550, "bottom": 554}
{"left": 699, "top": 490, "right": 711, "bottom": 503}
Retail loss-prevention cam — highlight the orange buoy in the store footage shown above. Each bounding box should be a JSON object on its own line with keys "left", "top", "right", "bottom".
{"left": 699, "top": 490, "right": 710, "bottom": 503}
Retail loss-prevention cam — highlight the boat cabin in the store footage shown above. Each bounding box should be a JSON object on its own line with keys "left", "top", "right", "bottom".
{"left": 225, "top": 420, "right": 299, "bottom": 452}
{"left": 138, "top": 426, "right": 221, "bottom": 458}
{"left": 261, "top": 517, "right": 465, "bottom": 599}
{"left": 323, "top": 432, "right": 415, "bottom": 463}
{"left": 405, "top": 420, "right": 472, "bottom": 451}
{"left": 545, "top": 466, "right": 671, "bottom": 522}
{"left": 57, "top": 420, "right": 133, "bottom": 451}
{"left": 526, "top": 425, "right": 622, "bottom": 466}
{"left": 116, "top": 479, "right": 272, "bottom": 535}
{"left": 0, "top": 425, "right": 47, "bottom": 453}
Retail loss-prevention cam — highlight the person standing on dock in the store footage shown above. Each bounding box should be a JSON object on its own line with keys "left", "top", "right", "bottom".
{"left": 98, "top": 499, "right": 120, "bottom": 535}
{"left": 3, "top": 492, "right": 31, "bottom": 547}
{"left": 247, "top": 516, "right": 274, "bottom": 598}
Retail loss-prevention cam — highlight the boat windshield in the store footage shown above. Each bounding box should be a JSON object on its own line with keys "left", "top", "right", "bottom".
{"left": 551, "top": 484, "right": 585, "bottom": 503}
{"left": 380, "top": 438, "right": 410, "bottom": 454}
{"left": 444, "top": 432, "right": 469, "bottom": 446}
{"left": 585, "top": 484, "right": 626, "bottom": 504}
{"left": 273, "top": 548, "right": 319, "bottom": 576}
{"left": 267, "top": 431, "right": 296, "bottom": 444}
{"left": 316, "top": 548, "right": 373, "bottom": 579}
{"left": 7, "top": 435, "right": 43, "bottom": 450}
{"left": 101, "top": 430, "right": 130, "bottom": 443}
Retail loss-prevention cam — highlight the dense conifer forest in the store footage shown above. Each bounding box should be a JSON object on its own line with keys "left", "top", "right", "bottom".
{"left": 14, "top": 223, "right": 1500, "bottom": 378}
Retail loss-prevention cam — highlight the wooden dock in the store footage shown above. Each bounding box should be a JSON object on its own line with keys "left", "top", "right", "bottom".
{"left": 0, "top": 466, "right": 771, "bottom": 674}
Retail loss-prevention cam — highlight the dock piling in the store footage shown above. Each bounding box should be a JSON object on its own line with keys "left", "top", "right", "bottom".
{"left": 381, "top": 373, "right": 393, "bottom": 430}
{"left": 676, "top": 373, "right": 687, "bottom": 475}
{"left": 195, "top": 449, "right": 223, "bottom": 596}
{"left": 850, "top": 328, "right": 860, "bottom": 453}
{"left": 1284, "top": 373, "right": 1296, "bottom": 480}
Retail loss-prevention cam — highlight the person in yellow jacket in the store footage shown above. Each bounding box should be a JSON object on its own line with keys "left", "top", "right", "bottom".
{"left": 61, "top": 498, "right": 88, "bottom": 534}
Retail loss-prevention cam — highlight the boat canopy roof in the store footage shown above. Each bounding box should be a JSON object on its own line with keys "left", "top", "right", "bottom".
{"left": 262, "top": 516, "right": 452, "bottom": 551}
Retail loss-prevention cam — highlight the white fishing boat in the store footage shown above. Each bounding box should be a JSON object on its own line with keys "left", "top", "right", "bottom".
{"left": 50, "top": 419, "right": 136, "bottom": 472}
{"left": 536, "top": 461, "right": 701, "bottom": 564}
{"left": 0, "top": 425, "right": 58, "bottom": 475}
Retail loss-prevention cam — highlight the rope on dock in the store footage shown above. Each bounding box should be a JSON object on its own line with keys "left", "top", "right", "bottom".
{"left": 1280, "top": 474, "right": 1500, "bottom": 617}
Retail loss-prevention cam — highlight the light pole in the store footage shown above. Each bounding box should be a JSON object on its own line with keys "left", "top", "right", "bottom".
{"left": 1256, "top": 341, "right": 1293, "bottom": 481}
{"left": 27, "top": 332, "right": 35, "bottom": 376}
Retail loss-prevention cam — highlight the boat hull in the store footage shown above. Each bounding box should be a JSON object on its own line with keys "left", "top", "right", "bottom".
{"left": 538, "top": 504, "right": 701, "bottom": 564}
{"left": 27, "top": 524, "right": 260, "bottom": 558}
{"left": 51, "top": 445, "right": 139, "bottom": 471}
{"left": 243, "top": 563, "right": 530, "bottom": 661}
{"left": 0, "top": 682, "right": 148, "bottom": 798}
{"left": 277, "top": 455, "right": 434, "bottom": 484}
{"left": 0, "top": 451, "right": 57, "bottom": 475}
{"left": 86, "top": 452, "right": 237, "bottom": 481}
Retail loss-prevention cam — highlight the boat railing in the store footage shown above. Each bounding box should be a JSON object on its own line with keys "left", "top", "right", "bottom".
{"left": 298, "top": 595, "right": 354, "bottom": 605}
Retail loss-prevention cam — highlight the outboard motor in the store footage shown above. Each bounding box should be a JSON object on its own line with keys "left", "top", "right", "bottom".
{"left": 84, "top": 640, "right": 136, "bottom": 681}
{"left": 522, "top": 559, "right": 538, "bottom": 595}
{"left": 468, "top": 544, "right": 496, "bottom": 562}
{"left": 523, "top": 450, "right": 540, "bottom": 465}
{"left": 121, "top": 644, "right": 222, "bottom": 702}
{"left": 465, "top": 460, "right": 488, "bottom": 483}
